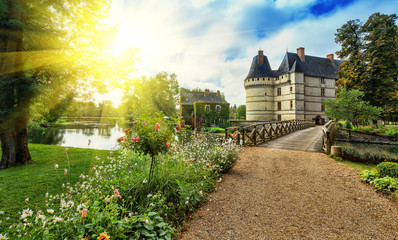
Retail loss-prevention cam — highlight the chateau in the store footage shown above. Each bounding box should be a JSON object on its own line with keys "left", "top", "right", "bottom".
{"left": 244, "top": 47, "right": 342, "bottom": 125}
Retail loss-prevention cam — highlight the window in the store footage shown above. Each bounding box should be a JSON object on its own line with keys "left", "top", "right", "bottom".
{"left": 277, "top": 102, "right": 281, "bottom": 110}
{"left": 290, "top": 86, "right": 293, "bottom": 93}
{"left": 219, "top": 118, "right": 223, "bottom": 124}
{"left": 321, "top": 88, "right": 325, "bottom": 97}
{"left": 321, "top": 77, "right": 325, "bottom": 84}
{"left": 281, "top": 76, "right": 283, "bottom": 79}
{"left": 265, "top": 92, "right": 267, "bottom": 96}
{"left": 205, "top": 105, "right": 210, "bottom": 113}
{"left": 211, "top": 119, "right": 215, "bottom": 127}
{"left": 278, "top": 115, "right": 282, "bottom": 121}
{"left": 263, "top": 78, "right": 265, "bottom": 81}
{"left": 257, "top": 78, "right": 259, "bottom": 81}
{"left": 290, "top": 100, "right": 293, "bottom": 110}
{"left": 277, "top": 88, "right": 281, "bottom": 96}
{"left": 215, "top": 105, "right": 221, "bottom": 113}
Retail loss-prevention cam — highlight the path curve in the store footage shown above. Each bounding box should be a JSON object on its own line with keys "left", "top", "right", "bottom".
{"left": 180, "top": 147, "right": 398, "bottom": 239}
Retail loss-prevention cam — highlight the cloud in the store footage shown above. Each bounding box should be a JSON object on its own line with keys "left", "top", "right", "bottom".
{"left": 110, "top": 0, "right": 398, "bottom": 107}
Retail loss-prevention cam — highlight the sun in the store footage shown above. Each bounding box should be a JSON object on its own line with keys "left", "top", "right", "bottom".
{"left": 110, "top": 25, "right": 153, "bottom": 57}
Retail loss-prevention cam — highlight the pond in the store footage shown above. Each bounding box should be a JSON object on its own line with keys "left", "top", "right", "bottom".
{"left": 336, "top": 141, "right": 398, "bottom": 157}
{"left": 29, "top": 122, "right": 127, "bottom": 150}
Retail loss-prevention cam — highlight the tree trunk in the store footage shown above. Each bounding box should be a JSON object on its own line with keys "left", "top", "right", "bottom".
{"left": 0, "top": 124, "right": 32, "bottom": 169}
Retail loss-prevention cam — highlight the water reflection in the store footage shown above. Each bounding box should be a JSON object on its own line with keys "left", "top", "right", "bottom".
{"left": 29, "top": 122, "right": 127, "bottom": 150}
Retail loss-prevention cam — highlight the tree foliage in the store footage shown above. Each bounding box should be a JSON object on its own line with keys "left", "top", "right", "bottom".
{"left": 323, "top": 88, "right": 382, "bottom": 126}
{"left": 236, "top": 105, "right": 246, "bottom": 120}
{"left": 0, "top": 0, "right": 135, "bottom": 168}
{"left": 120, "top": 72, "right": 179, "bottom": 120}
{"left": 335, "top": 13, "right": 398, "bottom": 120}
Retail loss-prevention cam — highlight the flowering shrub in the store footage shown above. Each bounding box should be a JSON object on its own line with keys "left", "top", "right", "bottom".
{"left": 1, "top": 115, "right": 240, "bottom": 239}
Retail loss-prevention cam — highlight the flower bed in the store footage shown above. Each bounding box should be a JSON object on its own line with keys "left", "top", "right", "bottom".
{"left": 1, "top": 115, "right": 240, "bottom": 239}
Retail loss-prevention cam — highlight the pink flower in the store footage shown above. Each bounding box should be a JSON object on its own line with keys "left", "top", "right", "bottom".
{"left": 129, "top": 130, "right": 132, "bottom": 133}
{"left": 175, "top": 123, "right": 181, "bottom": 132}
{"left": 123, "top": 128, "right": 129, "bottom": 133}
{"left": 114, "top": 189, "right": 122, "bottom": 199}
{"left": 136, "top": 136, "right": 140, "bottom": 142}
{"left": 132, "top": 137, "right": 136, "bottom": 142}
{"left": 123, "top": 137, "right": 127, "bottom": 142}
{"left": 81, "top": 209, "right": 87, "bottom": 218}
{"left": 117, "top": 137, "right": 122, "bottom": 143}
{"left": 130, "top": 121, "right": 133, "bottom": 124}
{"left": 143, "top": 122, "right": 147, "bottom": 125}
{"left": 166, "top": 141, "right": 170, "bottom": 148}
{"left": 155, "top": 122, "right": 160, "bottom": 131}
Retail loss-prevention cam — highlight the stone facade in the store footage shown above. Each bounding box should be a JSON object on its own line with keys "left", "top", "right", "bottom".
{"left": 245, "top": 48, "right": 342, "bottom": 125}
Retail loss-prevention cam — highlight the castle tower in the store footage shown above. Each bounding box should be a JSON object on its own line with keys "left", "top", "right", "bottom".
{"left": 244, "top": 50, "right": 275, "bottom": 121}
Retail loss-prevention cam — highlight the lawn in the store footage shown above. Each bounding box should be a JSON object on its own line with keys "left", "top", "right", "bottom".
{"left": 0, "top": 144, "right": 113, "bottom": 232}
{"left": 335, "top": 158, "right": 375, "bottom": 173}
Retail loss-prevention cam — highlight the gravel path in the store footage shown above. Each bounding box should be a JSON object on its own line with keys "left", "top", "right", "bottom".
{"left": 180, "top": 147, "right": 398, "bottom": 239}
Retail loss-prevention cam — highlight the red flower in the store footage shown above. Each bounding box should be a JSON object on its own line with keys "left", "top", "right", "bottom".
{"left": 166, "top": 141, "right": 170, "bottom": 148}
{"left": 136, "top": 136, "right": 140, "bottom": 142}
{"left": 129, "top": 130, "right": 132, "bottom": 133}
{"left": 117, "top": 137, "right": 122, "bottom": 143}
{"left": 123, "top": 128, "right": 129, "bottom": 133}
{"left": 130, "top": 121, "right": 133, "bottom": 125}
{"left": 132, "top": 137, "right": 136, "bottom": 142}
{"left": 81, "top": 209, "right": 87, "bottom": 218}
{"left": 123, "top": 137, "right": 127, "bottom": 142}
{"left": 155, "top": 122, "right": 160, "bottom": 131}
{"left": 143, "top": 122, "right": 147, "bottom": 125}
{"left": 175, "top": 123, "right": 181, "bottom": 132}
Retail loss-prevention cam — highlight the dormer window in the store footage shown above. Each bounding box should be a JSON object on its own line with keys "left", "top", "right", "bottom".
{"left": 321, "top": 77, "right": 325, "bottom": 84}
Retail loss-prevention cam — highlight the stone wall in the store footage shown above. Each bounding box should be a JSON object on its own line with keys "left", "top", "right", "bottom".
{"left": 335, "top": 129, "right": 398, "bottom": 145}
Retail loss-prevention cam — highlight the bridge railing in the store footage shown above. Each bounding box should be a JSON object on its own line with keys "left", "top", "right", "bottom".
{"left": 225, "top": 119, "right": 315, "bottom": 146}
{"left": 322, "top": 120, "right": 336, "bottom": 154}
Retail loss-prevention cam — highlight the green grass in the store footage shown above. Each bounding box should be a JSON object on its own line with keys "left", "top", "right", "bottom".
{"left": 330, "top": 155, "right": 375, "bottom": 172}
{"left": 0, "top": 144, "right": 113, "bottom": 232}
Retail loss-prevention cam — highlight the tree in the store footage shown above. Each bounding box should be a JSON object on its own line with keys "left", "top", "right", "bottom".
{"left": 322, "top": 88, "right": 382, "bottom": 126}
{"left": 121, "top": 72, "right": 179, "bottom": 119}
{"left": 335, "top": 13, "right": 398, "bottom": 120}
{"left": 0, "top": 1, "right": 133, "bottom": 168}
{"left": 236, "top": 105, "right": 246, "bottom": 120}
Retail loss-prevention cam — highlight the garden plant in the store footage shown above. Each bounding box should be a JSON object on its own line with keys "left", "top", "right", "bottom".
{"left": 0, "top": 113, "right": 240, "bottom": 239}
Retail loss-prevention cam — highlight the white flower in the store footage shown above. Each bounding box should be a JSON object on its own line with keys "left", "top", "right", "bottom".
{"left": 185, "top": 201, "right": 189, "bottom": 205}
{"left": 67, "top": 200, "right": 74, "bottom": 208}
{"left": 76, "top": 204, "right": 86, "bottom": 212}
{"left": 60, "top": 200, "right": 67, "bottom": 211}
{"left": 142, "top": 179, "right": 148, "bottom": 184}
{"left": 20, "top": 209, "right": 33, "bottom": 220}
{"left": 144, "top": 219, "right": 149, "bottom": 224}
{"left": 52, "top": 216, "right": 63, "bottom": 224}
{"left": 0, "top": 233, "right": 8, "bottom": 240}
{"left": 0, "top": 211, "right": 4, "bottom": 215}
{"left": 199, "top": 190, "right": 203, "bottom": 195}
{"left": 47, "top": 209, "right": 54, "bottom": 214}
{"left": 35, "top": 214, "right": 45, "bottom": 222}
{"left": 54, "top": 164, "right": 59, "bottom": 170}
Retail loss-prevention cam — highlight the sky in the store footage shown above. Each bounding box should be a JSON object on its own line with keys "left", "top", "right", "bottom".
{"left": 105, "top": 0, "right": 398, "bottom": 107}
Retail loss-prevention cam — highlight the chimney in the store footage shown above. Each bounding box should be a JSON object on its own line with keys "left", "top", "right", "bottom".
{"left": 204, "top": 89, "right": 210, "bottom": 96}
{"left": 297, "top": 47, "right": 305, "bottom": 62}
{"left": 327, "top": 54, "right": 334, "bottom": 63}
{"left": 258, "top": 50, "right": 263, "bottom": 65}
{"left": 216, "top": 90, "right": 221, "bottom": 98}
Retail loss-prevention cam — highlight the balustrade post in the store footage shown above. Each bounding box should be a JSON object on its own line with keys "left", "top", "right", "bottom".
{"left": 253, "top": 126, "right": 257, "bottom": 145}
{"left": 242, "top": 127, "right": 245, "bottom": 146}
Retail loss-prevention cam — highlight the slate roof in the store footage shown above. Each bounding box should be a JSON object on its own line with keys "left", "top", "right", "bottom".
{"left": 245, "top": 55, "right": 274, "bottom": 79}
{"left": 246, "top": 52, "right": 343, "bottom": 79}
{"left": 180, "top": 91, "right": 227, "bottom": 106}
